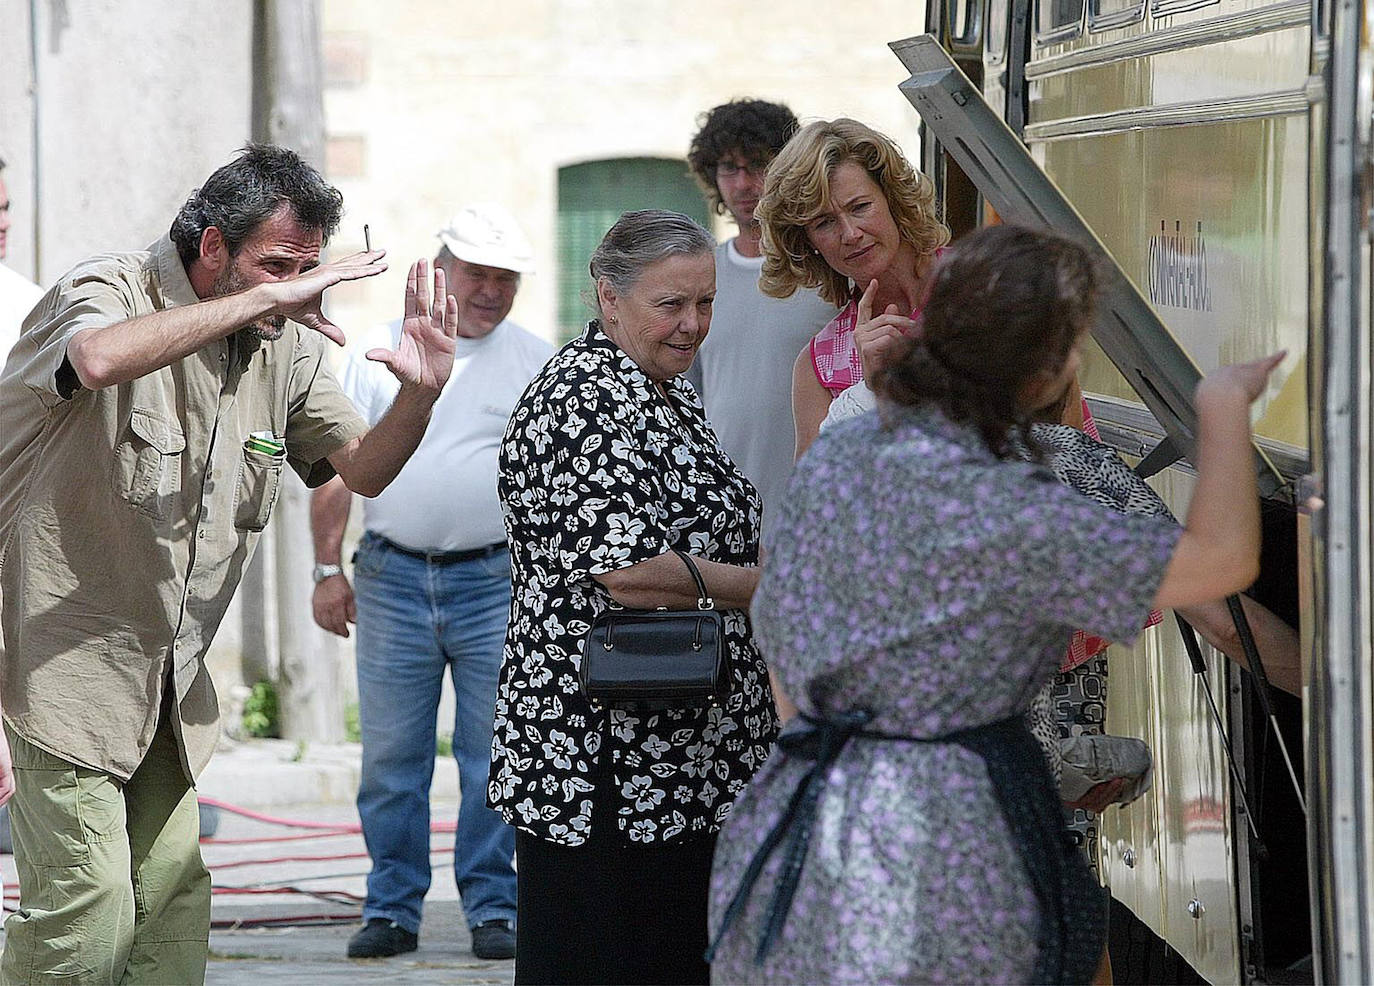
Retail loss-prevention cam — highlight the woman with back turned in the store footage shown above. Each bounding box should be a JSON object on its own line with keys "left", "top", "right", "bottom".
{"left": 493, "top": 210, "right": 778, "bottom": 984}
{"left": 707, "top": 224, "right": 1283, "bottom": 984}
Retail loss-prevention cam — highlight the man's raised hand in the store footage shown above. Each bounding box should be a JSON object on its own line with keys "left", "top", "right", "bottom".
{"left": 365, "top": 259, "right": 458, "bottom": 395}
{"left": 265, "top": 249, "right": 389, "bottom": 345}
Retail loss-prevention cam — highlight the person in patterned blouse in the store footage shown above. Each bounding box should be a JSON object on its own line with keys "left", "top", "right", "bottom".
{"left": 707, "top": 224, "right": 1285, "bottom": 984}
{"left": 492, "top": 210, "right": 779, "bottom": 984}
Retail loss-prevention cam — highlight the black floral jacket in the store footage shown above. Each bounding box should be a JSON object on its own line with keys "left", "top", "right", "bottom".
{"left": 490, "top": 320, "right": 778, "bottom": 846}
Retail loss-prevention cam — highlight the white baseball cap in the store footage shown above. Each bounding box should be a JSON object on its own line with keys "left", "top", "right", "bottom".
{"left": 436, "top": 203, "right": 536, "bottom": 274}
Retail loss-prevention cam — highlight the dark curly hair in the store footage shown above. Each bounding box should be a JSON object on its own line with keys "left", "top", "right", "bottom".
{"left": 169, "top": 143, "right": 344, "bottom": 267}
{"left": 873, "top": 224, "right": 1098, "bottom": 459}
{"left": 687, "top": 99, "right": 799, "bottom": 216}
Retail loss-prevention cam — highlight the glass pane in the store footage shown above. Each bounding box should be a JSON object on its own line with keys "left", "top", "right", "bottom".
{"left": 987, "top": 0, "right": 1009, "bottom": 60}
{"left": 1037, "top": 0, "right": 1085, "bottom": 35}
{"left": 951, "top": 0, "right": 979, "bottom": 43}
{"left": 1090, "top": 0, "right": 1142, "bottom": 26}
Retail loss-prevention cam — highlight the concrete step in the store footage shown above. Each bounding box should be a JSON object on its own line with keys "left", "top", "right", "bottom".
{"left": 197, "top": 738, "right": 459, "bottom": 808}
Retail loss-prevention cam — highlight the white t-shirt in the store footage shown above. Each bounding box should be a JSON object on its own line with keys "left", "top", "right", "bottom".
{"left": 685, "top": 239, "right": 837, "bottom": 519}
{"left": 0, "top": 263, "right": 44, "bottom": 365}
{"left": 339, "top": 318, "right": 553, "bottom": 552}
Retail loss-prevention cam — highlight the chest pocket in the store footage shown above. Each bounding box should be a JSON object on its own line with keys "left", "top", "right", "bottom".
{"left": 113, "top": 408, "right": 185, "bottom": 521}
{"left": 234, "top": 443, "right": 286, "bottom": 532}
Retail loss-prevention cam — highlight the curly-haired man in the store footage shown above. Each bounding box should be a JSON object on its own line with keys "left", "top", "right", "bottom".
{"left": 685, "top": 100, "right": 836, "bottom": 516}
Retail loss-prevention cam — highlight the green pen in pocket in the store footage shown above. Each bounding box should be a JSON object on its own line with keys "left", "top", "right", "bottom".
{"left": 244, "top": 431, "right": 285, "bottom": 457}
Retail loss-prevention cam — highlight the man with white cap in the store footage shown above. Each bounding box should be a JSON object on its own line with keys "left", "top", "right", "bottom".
{"left": 311, "top": 204, "right": 551, "bottom": 961}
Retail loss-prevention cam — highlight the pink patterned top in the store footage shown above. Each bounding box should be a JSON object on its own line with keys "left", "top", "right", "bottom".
{"left": 810, "top": 295, "right": 933, "bottom": 396}
{"left": 809, "top": 297, "right": 865, "bottom": 397}
{"left": 809, "top": 252, "right": 945, "bottom": 396}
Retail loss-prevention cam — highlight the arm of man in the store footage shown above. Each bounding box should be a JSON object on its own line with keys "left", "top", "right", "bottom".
{"left": 1177, "top": 595, "right": 1301, "bottom": 696}
{"left": 66, "top": 250, "right": 386, "bottom": 391}
{"left": 326, "top": 259, "right": 457, "bottom": 498}
{"left": 310, "top": 476, "right": 356, "bottom": 637}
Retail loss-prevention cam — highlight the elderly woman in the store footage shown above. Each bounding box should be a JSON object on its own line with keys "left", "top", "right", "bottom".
{"left": 707, "top": 224, "right": 1283, "bottom": 984}
{"left": 752, "top": 117, "right": 950, "bottom": 457}
{"left": 492, "top": 210, "right": 778, "bottom": 985}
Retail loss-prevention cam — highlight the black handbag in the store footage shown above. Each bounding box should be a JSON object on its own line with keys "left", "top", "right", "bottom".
{"left": 580, "top": 549, "right": 727, "bottom": 711}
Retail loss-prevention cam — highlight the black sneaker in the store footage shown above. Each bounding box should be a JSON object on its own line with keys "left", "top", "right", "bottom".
{"left": 470, "top": 918, "right": 516, "bottom": 960}
{"left": 347, "top": 918, "right": 418, "bottom": 959}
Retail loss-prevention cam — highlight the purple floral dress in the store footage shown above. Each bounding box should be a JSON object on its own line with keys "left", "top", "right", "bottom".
{"left": 708, "top": 406, "right": 1180, "bottom": 984}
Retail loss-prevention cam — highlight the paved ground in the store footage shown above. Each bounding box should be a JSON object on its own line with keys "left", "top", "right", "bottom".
{"left": 0, "top": 739, "right": 512, "bottom": 985}
{"left": 202, "top": 799, "right": 512, "bottom": 985}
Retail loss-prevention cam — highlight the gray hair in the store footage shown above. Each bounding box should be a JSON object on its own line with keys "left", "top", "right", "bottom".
{"left": 589, "top": 210, "right": 714, "bottom": 315}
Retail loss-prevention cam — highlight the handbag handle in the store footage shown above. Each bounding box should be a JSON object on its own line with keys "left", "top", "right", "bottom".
{"left": 671, "top": 548, "right": 715, "bottom": 611}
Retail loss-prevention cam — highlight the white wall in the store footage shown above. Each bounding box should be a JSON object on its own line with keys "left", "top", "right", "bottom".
{"left": 0, "top": 0, "right": 255, "bottom": 285}
{"left": 321, "top": 0, "right": 930, "bottom": 343}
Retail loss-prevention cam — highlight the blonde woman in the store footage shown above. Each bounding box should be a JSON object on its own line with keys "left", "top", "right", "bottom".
{"left": 755, "top": 118, "right": 950, "bottom": 458}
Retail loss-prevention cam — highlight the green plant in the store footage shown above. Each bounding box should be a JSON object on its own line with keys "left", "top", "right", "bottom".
{"left": 241, "top": 680, "right": 280, "bottom": 738}
{"left": 343, "top": 701, "right": 361, "bottom": 743}
{"left": 436, "top": 731, "right": 453, "bottom": 758}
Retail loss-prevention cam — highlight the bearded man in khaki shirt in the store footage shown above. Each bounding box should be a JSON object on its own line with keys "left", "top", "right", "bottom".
{"left": 0, "top": 144, "right": 461, "bottom": 985}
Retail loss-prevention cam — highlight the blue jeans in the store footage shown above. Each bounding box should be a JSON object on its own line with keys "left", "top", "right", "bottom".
{"left": 352, "top": 531, "right": 517, "bottom": 933}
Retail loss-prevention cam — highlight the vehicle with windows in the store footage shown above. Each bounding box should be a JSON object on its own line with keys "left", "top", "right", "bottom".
{"left": 890, "top": 0, "right": 1372, "bottom": 980}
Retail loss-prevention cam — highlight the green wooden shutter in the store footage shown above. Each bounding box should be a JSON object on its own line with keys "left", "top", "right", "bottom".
{"left": 557, "top": 158, "right": 712, "bottom": 343}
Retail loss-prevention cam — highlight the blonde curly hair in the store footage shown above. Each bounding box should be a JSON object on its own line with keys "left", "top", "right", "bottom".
{"left": 757, "top": 118, "right": 949, "bottom": 306}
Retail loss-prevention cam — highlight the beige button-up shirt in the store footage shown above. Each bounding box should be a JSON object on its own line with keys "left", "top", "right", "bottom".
{"left": 0, "top": 235, "right": 368, "bottom": 781}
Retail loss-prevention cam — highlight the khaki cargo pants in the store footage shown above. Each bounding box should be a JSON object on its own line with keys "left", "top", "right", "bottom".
{"left": 0, "top": 716, "right": 210, "bottom": 985}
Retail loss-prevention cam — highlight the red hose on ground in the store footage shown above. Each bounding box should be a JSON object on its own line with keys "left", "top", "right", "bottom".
{"left": 191, "top": 796, "right": 461, "bottom": 929}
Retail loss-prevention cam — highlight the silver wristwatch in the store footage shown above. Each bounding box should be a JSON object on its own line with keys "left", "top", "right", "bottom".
{"left": 312, "top": 563, "right": 344, "bottom": 584}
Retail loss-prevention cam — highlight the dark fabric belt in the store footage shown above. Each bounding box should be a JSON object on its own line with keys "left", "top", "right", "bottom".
{"left": 706, "top": 710, "right": 1106, "bottom": 983}
{"left": 374, "top": 534, "right": 507, "bottom": 565}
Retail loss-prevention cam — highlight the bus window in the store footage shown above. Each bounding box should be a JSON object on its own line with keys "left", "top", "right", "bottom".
{"left": 987, "top": 0, "right": 1009, "bottom": 61}
{"left": 1089, "top": 0, "right": 1144, "bottom": 30}
{"left": 1036, "top": 0, "right": 1084, "bottom": 41}
{"left": 950, "top": 0, "right": 982, "bottom": 45}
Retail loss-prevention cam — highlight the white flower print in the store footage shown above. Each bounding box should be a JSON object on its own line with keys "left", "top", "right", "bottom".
{"left": 540, "top": 730, "right": 578, "bottom": 770}
{"left": 702, "top": 706, "right": 738, "bottom": 745}
{"left": 491, "top": 322, "right": 776, "bottom": 844}
{"left": 604, "top": 512, "right": 647, "bottom": 546}
{"left": 549, "top": 473, "right": 579, "bottom": 507}
{"left": 515, "top": 798, "right": 541, "bottom": 823}
{"left": 640, "top": 734, "right": 670, "bottom": 758}
{"left": 682, "top": 741, "right": 715, "bottom": 779}
{"left": 610, "top": 714, "right": 640, "bottom": 743}
{"left": 621, "top": 774, "right": 666, "bottom": 811}
{"left": 589, "top": 542, "right": 631, "bottom": 570}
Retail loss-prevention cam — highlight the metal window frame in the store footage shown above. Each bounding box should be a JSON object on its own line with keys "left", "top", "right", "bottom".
{"left": 1151, "top": 0, "right": 1221, "bottom": 18}
{"left": 1089, "top": 0, "right": 1147, "bottom": 32}
{"left": 1034, "top": 0, "right": 1086, "bottom": 44}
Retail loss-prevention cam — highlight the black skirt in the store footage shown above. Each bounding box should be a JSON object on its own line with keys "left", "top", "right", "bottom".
{"left": 514, "top": 828, "right": 716, "bottom": 986}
